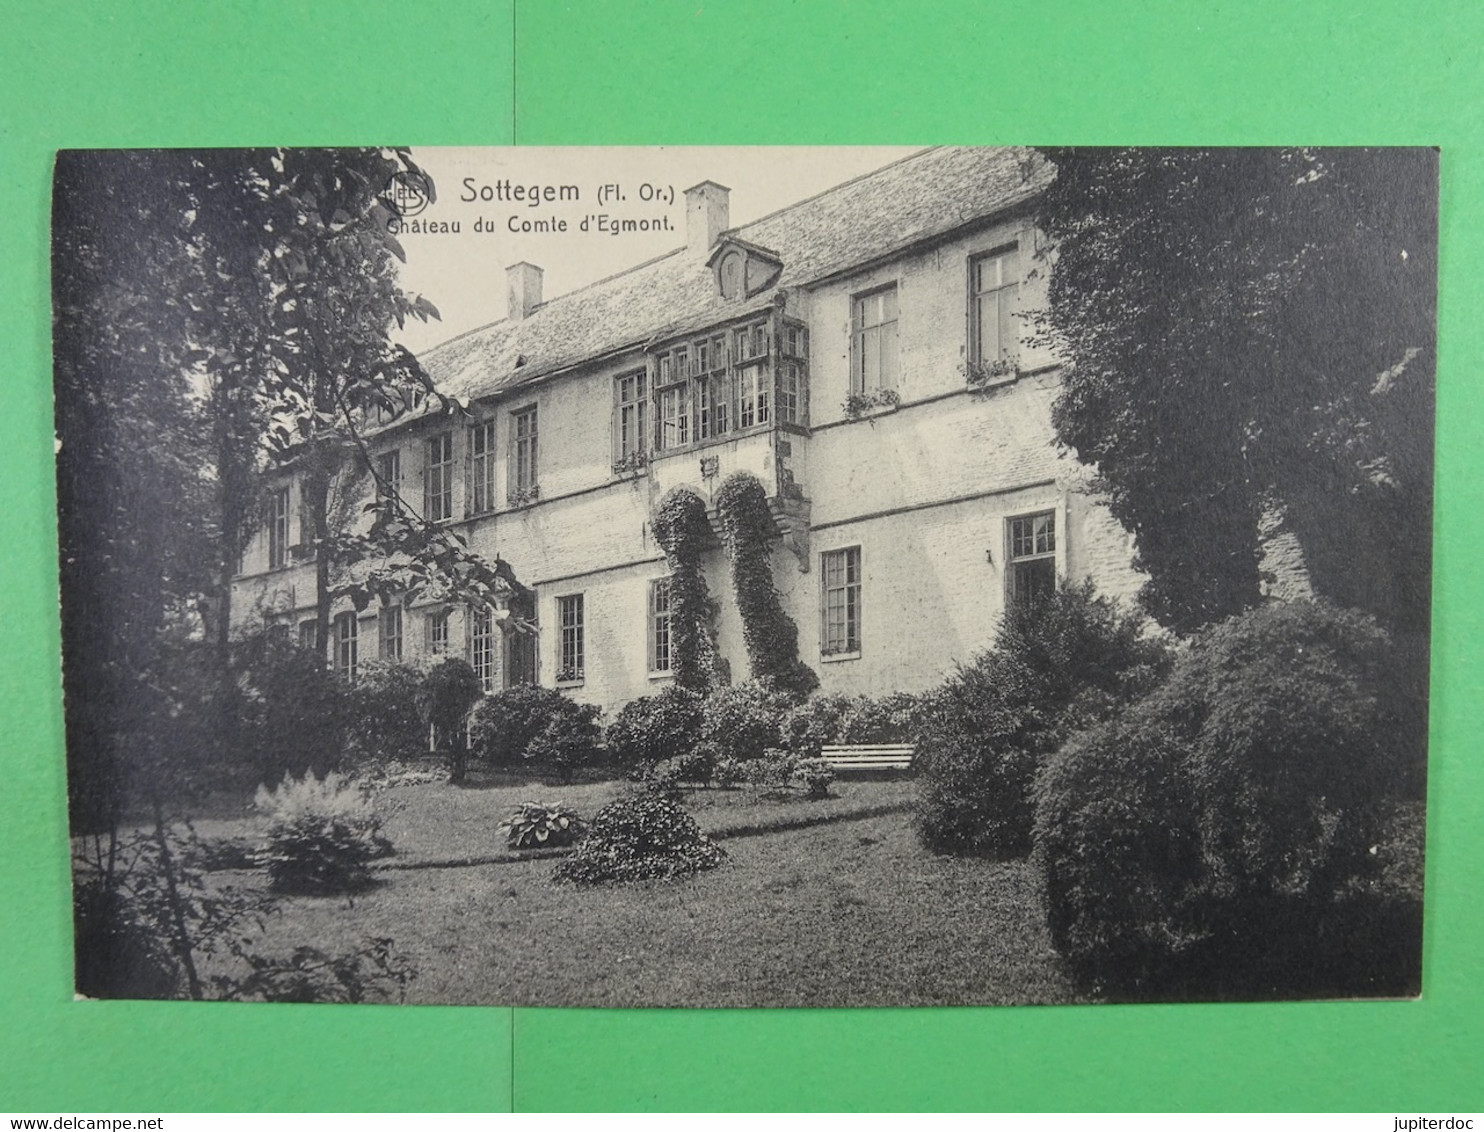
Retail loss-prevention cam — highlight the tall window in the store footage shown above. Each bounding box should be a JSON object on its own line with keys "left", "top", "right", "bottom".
{"left": 1006, "top": 511, "right": 1056, "bottom": 606}
{"left": 268, "top": 486, "right": 290, "bottom": 569}
{"left": 970, "top": 244, "right": 1021, "bottom": 366}
{"left": 469, "top": 605, "right": 496, "bottom": 692}
{"left": 298, "top": 619, "right": 318, "bottom": 653}
{"left": 378, "top": 605, "right": 403, "bottom": 661}
{"left": 851, "top": 285, "right": 899, "bottom": 395}
{"left": 736, "top": 364, "right": 770, "bottom": 429}
{"left": 333, "top": 611, "right": 358, "bottom": 682}
{"left": 613, "top": 371, "right": 648, "bottom": 464}
{"left": 648, "top": 577, "right": 672, "bottom": 674}
{"left": 821, "top": 547, "right": 862, "bottom": 656}
{"left": 426, "top": 608, "right": 450, "bottom": 656}
{"left": 376, "top": 449, "right": 400, "bottom": 503}
{"left": 511, "top": 406, "right": 538, "bottom": 500}
{"left": 424, "top": 432, "right": 453, "bottom": 521}
{"left": 557, "top": 594, "right": 584, "bottom": 682}
{"left": 468, "top": 420, "right": 496, "bottom": 514}
{"left": 657, "top": 382, "right": 690, "bottom": 450}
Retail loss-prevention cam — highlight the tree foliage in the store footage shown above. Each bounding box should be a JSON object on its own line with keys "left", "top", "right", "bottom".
{"left": 651, "top": 487, "right": 723, "bottom": 693}
{"left": 1033, "top": 147, "right": 1437, "bottom": 634}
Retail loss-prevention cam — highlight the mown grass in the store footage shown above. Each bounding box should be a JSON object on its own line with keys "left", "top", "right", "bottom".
{"left": 199, "top": 776, "right": 1077, "bottom": 1007}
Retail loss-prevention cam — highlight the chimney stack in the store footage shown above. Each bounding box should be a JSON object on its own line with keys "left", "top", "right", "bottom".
{"left": 684, "top": 181, "right": 730, "bottom": 257}
{"left": 506, "top": 261, "right": 543, "bottom": 322}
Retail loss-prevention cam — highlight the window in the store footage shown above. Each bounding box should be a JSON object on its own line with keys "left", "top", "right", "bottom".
{"left": 333, "top": 611, "right": 358, "bottom": 682}
{"left": 510, "top": 406, "right": 538, "bottom": 500}
{"left": 298, "top": 619, "right": 318, "bottom": 653}
{"left": 648, "top": 577, "right": 672, "bottom": 674}
{"left": 504, "top": 590, "right": 538, "bottom": 688}
{"left": 970, "top": 244, "right": 1021, "bottom": 367}
{"left": 378, "top": 605, "right": 403, "bottom": 661}
{"left": 696, "top": 372, "right": 729, "bottom": 439}
{"left": 468, "top": 420, "right": 495, "bottom": 514}
{"left": 469, "top": 605, "right": 496, "bottom": 692}
{"left": 821, "top": 547, "right": 862, "bottom": 656}
{"left": 657, "top": 382, "right": 690, "bottom": 450}
{"left": 557, "top": 594, "right": 584, "bottom": 682}
{"left": 268, "top": 486, "right": 290, "bottom": 569}
{"left": 778, "top": 361, "right": 803, "bottom": 425}
{"left": 374, "top": 449, "right": 400, "bottom": 505}
{"left": 851, "top": 285, "right": 899, "bottom": 395}
{"left": 426, "top": 608, "right": 450, "bottom": 656}
{"left": 1006, "top": 510, "right": 1057, "bottom": 606}
{"left": 613, "top": 371, "right": 648, "bottom": 464}
{"left": 736, "top": 364, "right": 770, "bottom": 429}
{"left": 424, "top": 432, "right": 453, "bottom": 521}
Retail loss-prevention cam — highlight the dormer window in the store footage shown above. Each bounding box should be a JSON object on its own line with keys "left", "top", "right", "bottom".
{"left": 707, "top": 237, "right": 783, "bottom": 301}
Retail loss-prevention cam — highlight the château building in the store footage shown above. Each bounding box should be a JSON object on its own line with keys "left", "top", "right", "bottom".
{"left": 230, "top": 146, "right": 1146, "bottom": 712}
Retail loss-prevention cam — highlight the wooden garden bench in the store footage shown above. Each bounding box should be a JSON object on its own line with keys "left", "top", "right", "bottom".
{"left": 819, "top": 743, "right": 915, "bottom": 771}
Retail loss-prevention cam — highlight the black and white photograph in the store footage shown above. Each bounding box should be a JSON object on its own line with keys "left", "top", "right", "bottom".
{"left": 54, "top": 145, "right": 1435, "bottom": 1007}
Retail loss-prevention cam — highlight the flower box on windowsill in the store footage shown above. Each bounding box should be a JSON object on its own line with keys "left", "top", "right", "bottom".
{"left": 963, "top": 356, "right": 1022, "bottom": 392}
{"left": 841, "top": 389, "right": 901, "bottom": 420}
{"left": 507, "top": 484, "right": 541, "bottom": 508}
{"left": 555, "top": 667, "right": 584, "bottom": 686}
{"left": 611, "top": 451, "right": 649, "bottom": 477}
{"left": 820, "top": 648, "right": 862, "bottom": 664}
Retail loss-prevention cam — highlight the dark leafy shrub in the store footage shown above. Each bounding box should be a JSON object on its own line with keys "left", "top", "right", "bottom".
{"left": 524, "top": 702, "right": 603, "bottom": 784}
{"left": 651, "top": 488, "right": 724, "bottom": 693}
{"left": 713, "top": 756, "right": 746, "bottom": 789}
{"left": 780, "top": 694, "right": 856, "bottom": 758}
{"left": 672, "top": 744, "right": 718, "bottom": 786}
{"left": 605, "top": 686, "right": 705, "bottom": 770}
{"left": 236, "top": 634, "right": 357, "bottom": 785}
{"left": 420, "top": 658, "right": 482, "bottom": 783}
{"left": 345, "top": 661, "right": 429, "bottom": 766}
{"left": 784, "top": 692, "right": 925, "bottom": 756}
{"left": 553, "top": 794, "right": 725, "bottom": 885}
{"left": 254, "top": 771, "right": 390, "bottom": 894}
{"left": 916, "top": 579, "right": 1170, "bottom": 858}
{"left": 224, "top": 937, "right": 418, "bottom": 1004}
{"left": 743, "top": 748, "right": 799, "bottom": 792}
{"left": 1033, "top": 600, "right": 1422, "bottom": 999}
{"left": 795, "top": 757, "right": 836, "bottom": 800}
{"left": 700, "top": 680, "right": 792, "bottom": 762}
{"left": 632, "top": 759, "right": 685, "bottom": 801}
{"left": 470, "top": 684, "right": 584, "bottom": 765}
{"left": 497, "top": 801, "right": 587, "bottom": 849}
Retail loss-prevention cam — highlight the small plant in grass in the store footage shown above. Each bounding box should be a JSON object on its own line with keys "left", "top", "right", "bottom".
{"left": 254, "top": 770, "right": 390, "bottom": 894}
{"left": 795, "top": 757, "right": 836, "bottom": 800}
{"left": 553, "top": 793, "right": 725, "bottom": 885}
{"left": 744, "top": 748, "right": 800, "bottom": 794}
{"left": 497, "top": 802, "right": 587, "bottom": 850}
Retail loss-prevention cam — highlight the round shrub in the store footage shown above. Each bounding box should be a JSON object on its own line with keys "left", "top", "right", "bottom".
{"left": 254, "top": 770, "right": 390, "bottom": 894}
{"left": 915, "top": 579, "right": 1170, "bottom": 859}
{"left": 420, "top": 658, "right": 483, "bottom": 783}
{"left": 345, "top": 660, "right": 429, "bottom": 766}
{"left": 605, "top": 686, "right": 705, "bottom": 770}
{"left": 525, "top": 702, "right": 603, "bottom": 784}
{"left": 780, "top": 694, "right": 856, "bottom": 758}
{"left": 1033, "top": 600, "right": 1420, "bottom": 998}
{"left": 794, "top": 756, "right": 836, "bottom": 800}
{"left": 553, "top": 794, "right": 725, "bottom": 885}
{"left": 700, "top": 680, "right": 792, "bottom": 762}
{"left": 470, "top": 684, "right": 582, "bottom": 766}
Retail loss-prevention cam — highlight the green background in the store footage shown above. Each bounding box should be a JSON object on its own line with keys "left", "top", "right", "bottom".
{"left": 2, "top": 0, "right": 1480, "bottom": 1112}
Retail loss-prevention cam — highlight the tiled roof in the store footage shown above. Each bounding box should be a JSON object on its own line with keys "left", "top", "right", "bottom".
{"left": 423, "top": 146, "right": 1051, "bottom": 405}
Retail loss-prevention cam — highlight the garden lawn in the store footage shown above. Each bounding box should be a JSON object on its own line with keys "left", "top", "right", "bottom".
{"left": 214, "top": 777, "right": 1079, "bottom": 1007}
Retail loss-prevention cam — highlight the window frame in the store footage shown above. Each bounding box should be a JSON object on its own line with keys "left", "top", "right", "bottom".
{"left": 850, "top": 283, "right": 900, "bottom": 396}
{"left": 647, "top": 577, "right": 673, "bottom": 675}
{"left": 968, "top": 242, "right": 1022, "bottom": 371}
{"left": 333, "top": 610, "right": 359, "bottom": 682}
{"left": 820, "top": 545, "right": 863, "bottom": 659}
{"left": 424, "top": 431, "right": 454, "bottom": 521}
{"left": 468, "top": 419, "right": 496, "bottom": 515}
{"left": 267, "top": 486, "right": 290, "bottom": 570}
{"left": 613, "top": 369, "right": 649, "bottom": 467}
{"left": 426, "top": 608, "right": 450, "bottom": 656}
{"left": 1005, "top": 509, "right": 1058, "bottom": 607}
{"left": 556, "top": 593, "right": 585, "bottom": 683}
{"left": 378, "top": 604, "right": 403, "bottom": 661}
{"left": 468, "top": 604, "right": 496, "bottom": 692}
{"left": 376, "top": 449, "right": 401, "bottom": 504}
{"left": 510, "top": 405, "right": 539, "bottom": 502}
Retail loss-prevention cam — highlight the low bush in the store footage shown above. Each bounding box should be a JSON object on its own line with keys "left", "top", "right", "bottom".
{"left": 915, "top": 579, "right": 1170, "bottom": 859}
{"left": 1033, "top": 600, "right": 1423, "bottom": 999}
{"left": 605, "top": 686, "right": 705, "bottom": 770}
{"left": 420, "top": 658, "right": 483, "bottom": 784}
{"left": 345, "top": 660, "right": 429, "bottom": 765}
{"left": 712, "top": 756, "right": 746, "bottom": 789}
{"left": 497, "top": 802, "right": 587, "bottom": 850}
{"left": 553, "top": 794, "right": 725, "bottom": 885}
{"left": 700, "top": 680, "right": 793, "bottom": 763}
{"left": 794, "top": 757, "right": 837, "bottom": 800}
{"left": 525, "top": 703, "right": 604, "bottom": 784}
{"left": 254, "top": 771, "right": 391, "bottom": 894}
{"left": 743, "top": 748, "right": 799, "bottom": 793}
{"left": 782, "top": 692, "right": 923, "bottom": 756}
{"left": 470, "top": 684, "right": 590, "bottom": 767}
{"left": 672, "top": 744, "right": 718, "bottom": 787}
{"left": 235, "top": 635, "right": 357, "bottom": 785}
{"left": 631, "top": 760, "right": 685, "bottom": 801}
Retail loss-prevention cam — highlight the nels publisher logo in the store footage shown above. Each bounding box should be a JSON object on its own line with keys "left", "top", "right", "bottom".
{"left": 380, "top": 169, "right": 432, "bottom": 218}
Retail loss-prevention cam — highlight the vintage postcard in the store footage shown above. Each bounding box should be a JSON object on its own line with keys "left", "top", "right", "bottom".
{"left": 53, "top": 145, "right": 1434, "bottom": 1006}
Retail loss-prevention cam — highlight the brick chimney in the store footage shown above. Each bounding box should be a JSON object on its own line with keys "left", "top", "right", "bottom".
{"left": 684, "top": 181, "right": 730, "bottom": 257}
{"left": 506, "top": 261, "right": 543, "bottom": 322}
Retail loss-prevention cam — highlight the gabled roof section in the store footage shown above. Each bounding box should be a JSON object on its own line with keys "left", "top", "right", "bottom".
{"left": 423, "top": 146, "right": 1051, "bottom": 405}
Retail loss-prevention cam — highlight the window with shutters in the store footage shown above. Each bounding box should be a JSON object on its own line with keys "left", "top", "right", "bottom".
{"left": 820, "top": 546, "right": 862, "bottom": 657}
{"left": 424, "top": 432, "right": 453, "bottom": 521}
{"left": 1006, "top": 510, "right": 1057, "bottom": 607}
{"left": 647, "top": 578, "right": 672, "bottom": 674}
{"left": 468, "top": 419, "right": 495, "bottom": 515}
{"left": 851, "top": 285, "right": 899, "bottom": 395}
{"left": 970, "top": 244, "right": 1021, "bottom": 370}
